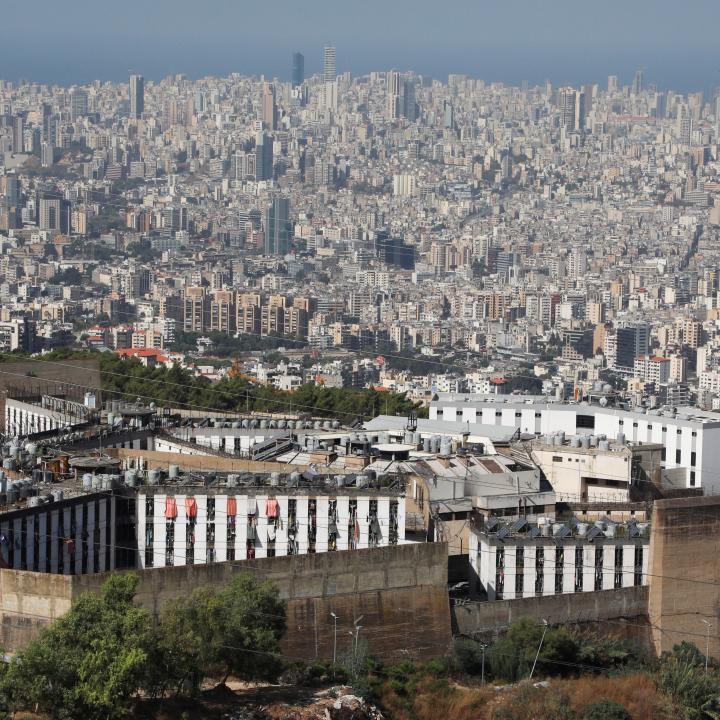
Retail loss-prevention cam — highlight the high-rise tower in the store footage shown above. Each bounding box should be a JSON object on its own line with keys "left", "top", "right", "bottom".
{"left": 323, "top": 46, "right": 336, "bottom": 83}
{"left": 292, "top": 52, "right": 305, "bottom": 87}
{"left": 130, "top": 74, "right": 144, "bottom": 119}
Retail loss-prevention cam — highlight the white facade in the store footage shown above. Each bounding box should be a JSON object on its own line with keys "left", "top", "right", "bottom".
{"left": 430, "top": 394, "right": 720, "bottom": 492}
{"left": 137, "top": 491, "right": 405, "bottom": 569}
{"left": 469, "top": 528, "right": 649, "bottom": 601}
{"left": 5, "top": 397, "right": 89, "bottom": 436}
{"left": 0, "top": 494, "right": 119, "bottom": 575}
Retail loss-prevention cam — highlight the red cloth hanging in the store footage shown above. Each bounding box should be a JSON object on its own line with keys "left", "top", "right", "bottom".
{"left": 265, "top": 498, "right": 279, "bottom": 518}
{"left": 184, "top": 497, "right": 197, "bottom": 519}
{"left": 165, "top": 496, "right": 178, "bottom": 519}
{"left": 354, "top": 519, "right": 360, "bottom": 542}
{"left": 227, "top": 497, "right": 237, "bottom": 517}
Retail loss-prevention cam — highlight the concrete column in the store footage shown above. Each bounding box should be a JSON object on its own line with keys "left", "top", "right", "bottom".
{"left": 602, "top": 544, "right": 616, "bottom": 590}
{"left": 216, "top": 495, "right": 228, "bottom": 562}
{"left": 12, "top": 518, "right": 22, "bottom": 570}
{"left": 74, "top": 505, "right": 83, "bottom": 574}
{"left": 194, "top": 495, "right": 207, "bottom": 565}
{"left": 524, "top": 544, "right": 536, "bottom": 598}
{"left": 316, "top": 496, "right": 329, "bottom": 552}
{"left": 25, "top": 516, "right": 34, "bottom": 571}
{"left": 275, "top": 496, "right": 289, "bottom": 556}
{"left": 237, "top": 494, "right": 248, "bottom": 559}
{"left": 153, "top": 495, "right": 166, "bottom": 569}
{"left": 255, "top": 494, "right": 268, "bottom": 558}
{"left": 38, "top": 512, "right": 48, "bottom": 572}
{"left": 357, "top": 498, "right": 370, "bottom": 549}
{"left": 296, "top": 496, "right": 309, "bottom": 555}
{"left": 336, "top": 496, "right": 349, "bottom": 550}
{"left": 504, "top": 544, "right": 516, "bottom": 599}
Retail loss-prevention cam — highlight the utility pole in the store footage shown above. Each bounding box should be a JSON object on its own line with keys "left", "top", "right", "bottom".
{"left": 529, "top": 619, "right": 548, "bottom": 680}
{"left": 330, "top": 612, "right": 338, "bottom": 666}
{"left": 480, "top": 643, "right": 487, "bottom": 685}
{"left": 702, "top": 619, "right": 712, "bottom": 673}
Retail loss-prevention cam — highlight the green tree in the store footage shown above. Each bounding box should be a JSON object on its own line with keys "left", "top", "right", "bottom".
{"left": 156, "top": 572, "right": 286, "bottom": 695}
{"left": 655, "top": 642, "right": 720, "bottom": 720}
{"left": 0, "top": 574, "right": 152, "bottom": 720}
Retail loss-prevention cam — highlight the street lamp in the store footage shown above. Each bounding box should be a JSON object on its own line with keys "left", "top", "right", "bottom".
{"left": 702, "top": 619, "right": 713, "bottom": 673}
{"left": 529, "top": 619, "right": 548, "bottom": 680}
{"left": 330, "top": 612, "right": 338, "bottom": 665}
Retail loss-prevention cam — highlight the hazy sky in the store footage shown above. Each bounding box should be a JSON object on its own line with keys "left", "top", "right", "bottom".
{"left": 2, "top": 0, "right": 719, "bottom": 91}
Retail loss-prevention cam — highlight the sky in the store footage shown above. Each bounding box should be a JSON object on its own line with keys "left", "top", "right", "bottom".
{"left": 2, "top": 0, "right": 719, "bottom": 93}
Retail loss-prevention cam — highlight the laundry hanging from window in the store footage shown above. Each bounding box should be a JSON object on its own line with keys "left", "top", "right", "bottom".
{"left": 165, "top": 496, "right": 178, "bottom": 519}
{"left": 265, "top": 498, "right": 279, "bottom": 518}
{"left": 227, "top": 497, "right": 237, "bottom": 516}
{"left": 185, "top": 497, "right": 198, "bottom": 519}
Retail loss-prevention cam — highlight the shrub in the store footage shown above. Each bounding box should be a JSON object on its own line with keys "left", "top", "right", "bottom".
{"left": 583, "top": 699, "right": 631, "bottom": 720}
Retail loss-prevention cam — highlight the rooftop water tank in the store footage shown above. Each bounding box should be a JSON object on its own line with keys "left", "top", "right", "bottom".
{"left": 581, "top": 436, "right": 591, "bottom": 449}
{"left": 147, "top": 469, "right": 161, "bottom": 486}
{"left": 125, "top": 470, "right": 138, "bottom": 487}
{"left": 617, "top": 432, "right": 626, "bottom": 445}
{"left": 599, "top": 440, "right": 610, "bottom": 451}
{"left": 168, "top": 465, "right": 179, "bottom": 479}
{"left": 82, "top": 473, "right": 93, "bottom": 491}
{"left": 423, "top": 437, "right": 431, "bottom": 452}
{"left": 570, "top": 436, "right": 581, "bottom": 448}
{"left": 227, "top": 474, "right": 239, "bottom": 488}
{"left": 576, "top": 523, "right": 588, "bottom": 537}
{"left": 605, "top": 524, "right": 617, "bottom": 538}
{"left": 52, "top": 490, "right": 64, "bottom": 502}
{"left": 270, "top": 472, "right": 280, "bottom": 487}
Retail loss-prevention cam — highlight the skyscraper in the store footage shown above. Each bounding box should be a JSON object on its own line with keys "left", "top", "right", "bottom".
{"left": 264, "top": 196, "right": 291, "bottom": 255}
{"left": 323, "top": 46, "right": 336, "bottom": 83}
{"left": 632, "top": 69, "right": 644, "bottom": 95}
{"left": 607, "top": 75, "right": 618, "bottom": 94}
{"left": 574, "top": 90, "right": 586, "bottom": 132}
{"left": 292, "top": 52, "right": 305, "bottom": 87}
{"left": 387, "top": 71, "right": 418, "bottom": 122}
{"left": 261, "top": 83, "right": 277, "bottom": 130}
{"left": 12, "top": 115, "right": 24, "bottom": 153}
{"left": 70, "top": 89, "right": 88, "bottom": 120}
{"left": 130, "top": 74, "right": 144, "bottom": 119}
{"left": 559, "top": 88, "right": 576, "bottom": 132}
{"left": 255, "top": 131, "right": 274, "bottom": 181}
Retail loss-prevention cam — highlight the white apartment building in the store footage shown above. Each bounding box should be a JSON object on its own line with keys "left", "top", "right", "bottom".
{"left": 430, "top": 393, "right": 720, "bottom": 491}
{"left": 469, "top": 518, "right": 649, "bottom": 601}
{"left": 137, "top": 489, "right": 405, "bottom": 568}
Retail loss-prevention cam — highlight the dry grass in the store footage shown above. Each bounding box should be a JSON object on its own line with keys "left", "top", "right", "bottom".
{"left": 377, "top": 672, "right": 675, "bottom": 720}
{"left": 558, "top": 673, "right": 674, "bottom": 719}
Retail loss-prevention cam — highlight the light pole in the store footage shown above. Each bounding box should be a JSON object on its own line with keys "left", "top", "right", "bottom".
{"left": 480, "top": 643, "right": 487, "bottom": 685}
{"left": 349, "top": 615, "right": 364, "bottom": 675}
{"left": 702, "top": 619, "right": 713, "bottom": 673}
{"left": 529, "top": 619, "right": 548, "bottom": 680}
{"left": 330, "top": 612, "right": 338, "bottom": 665}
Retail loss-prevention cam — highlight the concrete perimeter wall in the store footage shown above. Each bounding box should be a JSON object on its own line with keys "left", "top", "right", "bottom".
{"left": 0, "top": 542, "right": 451, "bottom": 661}
{"left": 0, "top": 571, "right": 75, "bottom": 651}
{"left": 453, "top": 586, "right": 651, "bottom": 651}
{"left": 649, "top": 495, "right": 720, "bottom": 658}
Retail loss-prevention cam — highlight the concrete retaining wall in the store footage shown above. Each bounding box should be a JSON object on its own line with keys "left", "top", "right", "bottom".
{"left": 649, "top": 495, "right": 720, "bottom": 657}
{"left": 453, "top": 586, "right": 650, "bottom": 650}
{"left": 0, "top": 542, "right": 451, "bottom": 660}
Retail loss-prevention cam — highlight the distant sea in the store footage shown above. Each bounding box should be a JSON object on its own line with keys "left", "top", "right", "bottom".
{"left": 1, "top": 46, "right": 718, "bottom": 96}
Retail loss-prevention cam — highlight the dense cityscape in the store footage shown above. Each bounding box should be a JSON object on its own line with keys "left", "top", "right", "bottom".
{"left": 2, "top": 34, "right": 720, "bottom": 720}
